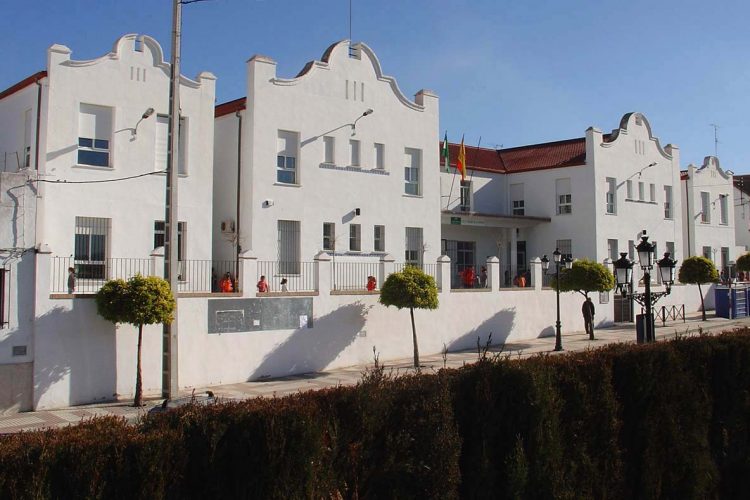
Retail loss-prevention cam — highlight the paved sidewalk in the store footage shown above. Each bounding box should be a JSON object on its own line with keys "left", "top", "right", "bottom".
{"left": 2, "top": 313, "right": 748, "bottom": 434}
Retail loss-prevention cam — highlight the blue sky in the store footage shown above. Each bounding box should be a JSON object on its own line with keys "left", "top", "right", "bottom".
{"left": 2, "top": 0, "right": 748, "bottom": 172}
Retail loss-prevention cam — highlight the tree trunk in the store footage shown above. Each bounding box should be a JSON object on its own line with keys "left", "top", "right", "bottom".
{"left": 698, "top": 282, "right": 706, "bottom": 321}
{"left": 134, "top": 324, "right": 143, "bottom": 407}
{"left": 410, "top": 307, "right": 420, "bottom": 372}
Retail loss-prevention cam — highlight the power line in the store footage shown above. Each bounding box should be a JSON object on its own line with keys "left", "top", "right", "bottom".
{"left": 33, "top": 170, "right": 166, "bottom": 184}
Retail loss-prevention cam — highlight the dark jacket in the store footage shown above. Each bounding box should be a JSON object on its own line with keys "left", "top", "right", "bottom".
{"left": 582, "top": 299, "right": 595, "bottom": 320}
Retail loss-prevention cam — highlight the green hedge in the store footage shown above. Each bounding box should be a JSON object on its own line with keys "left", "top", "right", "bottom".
{"left": 3, "top": 330, "right": 750, "bottom": 499}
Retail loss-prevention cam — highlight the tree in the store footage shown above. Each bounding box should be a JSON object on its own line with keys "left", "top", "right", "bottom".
{"left": 552, "top": 259, "right": 615, "bottom": 340}
{"left": 736, "top": 253, "right": 750, "bottom": 274}
{"left": 96, "top": 275, "right": 175, "bottom": 406}
{"left": 678, "top": 256, "right": 719, "bottom": 321}
{"left": 379, "top": 266, "right": 439, "bottom": 371}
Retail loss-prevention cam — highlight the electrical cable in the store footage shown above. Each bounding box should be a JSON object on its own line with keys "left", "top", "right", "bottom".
{"left": 32, "top": 170, "right": 167, "bottom": 184}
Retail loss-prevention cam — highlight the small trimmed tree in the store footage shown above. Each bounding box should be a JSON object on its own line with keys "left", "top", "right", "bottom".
{"left": 736, "top": 253, "right": 750, "bottom": 274}
{"left": 553, "top": 259, "right": 615, "bottom": 339}
{"left": 96, "top": 274, "right": 175, "bottom": 406}
{"left": 678, "top": 256, "right": 719, "bottom": 321}
{"left": 379, "top": 266, "right": 439, "bottom": 371}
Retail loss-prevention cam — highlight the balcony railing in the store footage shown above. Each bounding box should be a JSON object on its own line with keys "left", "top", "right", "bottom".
{"left": 257, "top": 261, "right": 317, "bottom": 293}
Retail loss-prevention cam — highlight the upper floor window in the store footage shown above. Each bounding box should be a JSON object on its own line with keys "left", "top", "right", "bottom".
{"left": 349, "top": 139, "right": 360, "bottom": 166}
{"left": 626, "top": 180, "right": 633, "bottom": 199}
{"left": 702, "top": 246, "right": 712, "bottom": 260}
{"left": 606, "top": 177, "right": 616, "bottom": 214}
{"left": 277, "top": 130, "right": 298, "bottom": 184}
{"left": 511, "top": 183, "right": 524, "bottom": 216}
{"left": 374, "top": 225, "right": 385, "bottom": 252}
{"left": 720, "top": 194, "right": 729, "bottom": 225}
{"left": 701, "top": 191, "right": 710, "bottom": 223}
{"left": 664, "top": 185, "right": 673, "bottom": 219}
{"left": 556, "top": 178, "right": 572, "bottom": 215}
{"left": 156, "top": 115, "right": 187, "bottom": 175}
{"left": 404, "top": 148, "right": 421, "bottom": 196}
{"left": 349, "top": 224, "right": 361, "bottom": 251}
{"left": 649, "top": 183, "right": 656, "bottom": 202}
{"left": 78, "top": 104, "right": 112, "bottom": 167}
{"left": 459, "top": 180, "right": 472, "bottom": 211}
{"left": 323, "top": 136, "right": 335, "bottom": 164}
{"left": 23, "top": 108, "right": 32, "bottom": 168}
{"left": 374, "top": 143, "right": 385, "bottom": 169}
{"left": 323, "top": 222, "right": 335, "bottom": 251}
{"left": 638, "top": 182, "right": 645, "bottom": 201}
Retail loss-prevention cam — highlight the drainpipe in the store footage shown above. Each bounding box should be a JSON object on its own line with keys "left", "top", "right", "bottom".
{"left": 235, "top": 110, "right": 242, "bottom": 282}
{"left": 34, "top": 78, "right": 43, "bottom": 170}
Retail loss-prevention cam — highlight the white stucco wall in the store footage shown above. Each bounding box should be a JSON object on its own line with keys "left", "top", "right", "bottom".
{"left": 733, "top": 186, "right": 750, "bottom": 251}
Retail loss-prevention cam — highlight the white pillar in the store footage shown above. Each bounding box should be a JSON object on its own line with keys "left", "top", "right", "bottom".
{"left": 314, "top": 251, "right": 332, "bottom": 295}
{"left": 238, "top": 250, "right": 257, "bottom": 297}
{"left": 486, "top": 256, "right": 500, "bottom": 292}
{"left": 380, "top": 253, "right": 395, "bottom": 288}
{"left": 437, "top": 254, "right": 451, "bottom": 292}
{"left": 150, "top": 246, "right": 165, "bottom": 278}
{"left": 510, "top": 228, "right": 518, "bottom": 285}
{"left": 530, "top": 257, "right": 542, "bottom": 291}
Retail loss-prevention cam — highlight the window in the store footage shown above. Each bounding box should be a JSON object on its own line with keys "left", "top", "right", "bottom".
{"left": 721, "top": 247, "right": 729, "bottom": 273}
{"left": 405, "top": 227, "right": 423, "bottom": 266}
{"left": 404, "top": 148, "right": 421, "bottom": 195}
{"left": 154, "top": 221, "right": 186, "bottom": 261}
{"left": 511, "top": 183, "right": 524, "bottom": 215}
{"left": 23, "top": 108, "right": 32, "bottom": 168}
{"left": 78, "top": 104, "right": 112, "bottom": 167}
{"left": 459, "top": 180, "right": 472, "bottom": 211}
{"left": 323, "top": 222, "right": 335, "bottom": 251}
{"left": 628, "top": 240, "right": 635, "bottom": 260}
{"left": 606, "top": 177, "right": 616, "bottom": 214}
{"left": 666, "top": 241, "right": 675, "bottom": 258}
{"left": 277, "top": 131, "right": 298, "bottom": 184}
{"left": 278, "top": 220, "right": 300, "bottom": 274}
{"left": 720, "top": 194, "right": 728, "bottom": 225}
{"left": 74, "top": 216, "right": 109, "bottom": 279}
{"left": 556, "top": 239, "right": 572, "bottom": 260}
{"left": 607, "top": 239, "right": 619, "bottom": 261}
{"left": 349, "top": 139, "right": 360, "bottom": 166}
{"left": 0, "top": 268, "right": 6, "bottom": 327}
{"left": 156, "top": 115, "right": 187, "bottom": 175}
{"left": 626, "top": 180, "right": 633, "bottom": 199}
{"left": 323, "top": 136, "right": 335, "bottom": 164}
{"left": 374, "top": 225, "right": 385, "bottom": 252}
{"left": 703, "top": 246, "right": 712, "bottom": 260}
{"left": 349, "top": 224, "right": 361, "bottom": 251}
{"left": 556, "top": 178, "right": 572, "bottom": 215}
{"left": 649, "top": 183, "right": 656, "bottom": 202}
{"left": 701, "top": 191, "right": 710, "bottom": 223}
{"left": 664, "top": 185, "right": 673, "bottom": 219}
{"left": 638, "top": 182, "right": 645, "bottom": 201}
{"left": 374, "top": 143, "right": 385, "bottom": 169}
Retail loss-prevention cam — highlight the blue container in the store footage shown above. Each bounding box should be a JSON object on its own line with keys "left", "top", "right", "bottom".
{"left": 715, "top": 286, "right": 748, "bottom": 318}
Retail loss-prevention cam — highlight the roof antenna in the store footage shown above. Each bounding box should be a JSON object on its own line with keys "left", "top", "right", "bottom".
{"left": 710, "top": 123, "right": 720, "bottom": 157}
{"left": 348, "top": 0, "right": 354, "bottom": 57}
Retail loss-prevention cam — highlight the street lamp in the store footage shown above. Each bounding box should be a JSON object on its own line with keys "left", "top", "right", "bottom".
{"left": 727, "top": 260, "right": 736, "bottom": 319}
{"left": 613, "top": 234, "right": 677, "bottom": 343}
{"left": 542, "top": 248, "right": 571, "bottom": 352}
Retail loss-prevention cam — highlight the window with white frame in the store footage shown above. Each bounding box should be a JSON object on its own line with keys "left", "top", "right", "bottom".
{"left": 323, "top": 222, "right": 335, "bottom": 251}
{"left": 664, "top": 185, "right": 673, "bottom": 219}
{"left": 154, "top": 221, "right": 186, "bottom": 261}
{"left": 74, "top": 216, "right": 110, "bottom": 279}
{"left": 511, "top": 183, "right": 524, "bottom": 215}
{"left": 701, "top": 191, "right": 710, "bottom": 223}
{"left": 323, "top": 136, "right": 335, "bottom": 164}
{"left": 78, "top": 104, "right": 112, "bottom": 167}
{"left": 277, "top": 131, "right": 298, "bottom": 184}
{"left": 666, "top": 241, "right": 675, "bottom": 259}
{"left": 404, "top": 148, "right": 421, "bottom": 196}
{"left": 374, "top": 143, "right": 385, "bottom": 169}
{"left": 349, "top": 139, "right": 360, "bottom": 166}
{"left": 349, "top": 224, "right": 361, "bottom": 251}
{"left": 628, "top": 240, "right": 635, "bottom": 260}
{"left": 626, "top": 180, "right": 633, "bottom": 199}
{"left": 703, "top": 246, "right": 712, "bottom": 260}
{"left": 555, "top": 239, "right": 572, "bottom": 260}
{"left": 374, "top": 225, "right": 385, "bottom": 252}
{"left": 556, "top": 178, "right": 572, "bottom": 215}
{"left": 638, "top": 182, "right": 645, "bottom": 201}
{"left": 649, "top": 183, "right": 656, "bottom": 202}
{"left": 720, "top": 194, "right": 728, "bottom": 225}
{"left": 278, "top": 220, "right": 301, "bottom": 274}
{"left": 155, "top": 115, "right": 187, "bottom": 175}
{"left": 606, "top": 177, "right": 616, "bottom": 214}
{"left": 607, "top": 239, "right": 619, "bottom": 261}
{"left": 405, "top": 227, "right": 423, "bottom": 265}
{"left": 459, "top": 180, "right": 472, "bottom": 211}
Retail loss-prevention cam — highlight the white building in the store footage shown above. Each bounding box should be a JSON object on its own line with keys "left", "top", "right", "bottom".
{"left": 0, "top": 34, "right": 216, "bottom": 412}
{"left": 213, "top": 41, "right": 440, "bottom": 291}
{"left": 733, "top": 175, "right": 750, "bottom": 252}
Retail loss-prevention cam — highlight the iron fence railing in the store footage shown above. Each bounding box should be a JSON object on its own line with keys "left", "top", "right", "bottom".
{"left": 257, "top": 261, "right": 316, "bottom": 293}
{"left": 392, "top": 263, "right": 442, "bottom": 291}
{"left": 333, "top": 261, "right": 381, "bottom": 291}
{"left": 451, "top": 264, "right": 490, "bottom": 290}
{"left": 181, "top": 260, "right": 237, "bottom": 293}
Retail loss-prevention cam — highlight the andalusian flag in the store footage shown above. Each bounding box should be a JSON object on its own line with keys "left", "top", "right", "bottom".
{"left": 441, "top": 132, "right": 450, "bottom": 172}
{"left": 456, "top": 135, "right": 467, "bottom": 181}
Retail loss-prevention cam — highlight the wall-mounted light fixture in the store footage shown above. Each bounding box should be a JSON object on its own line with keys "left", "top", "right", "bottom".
{"left": 263, "top": 199, "right": 274, "bottom": 208}
{"left": 132, "top": 107, "right": 155, "bottom": 137}
{"left": 351, "top": 109, "right": 374, "bottom": 135}
{"left": 354, "top": 208, "right": 361, "bottom": 216}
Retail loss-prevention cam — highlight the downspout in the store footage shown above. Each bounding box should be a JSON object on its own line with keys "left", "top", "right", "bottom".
{"left": 235, "top": 110, "right": 242, "bottom": 285}
{"left": 34, "top": 78, "right": 43, "bottom": 171}
{"left": 684, "top": 174, "right": 692, "bottom": 257}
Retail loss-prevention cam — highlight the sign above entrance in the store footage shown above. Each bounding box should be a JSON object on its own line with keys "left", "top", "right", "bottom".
{"left": 450, "top": 217, "right": 461, "bottom": 225}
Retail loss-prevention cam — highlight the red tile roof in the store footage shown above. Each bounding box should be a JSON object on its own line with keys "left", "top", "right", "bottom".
{"left": 440, "top": 137, "right": 588, "bottom": 174}
{"left": 0, "top": 71, "right": 47, "bottom": 102}
{"left": 215, "top": 97, "right": 246, "bottom": 118}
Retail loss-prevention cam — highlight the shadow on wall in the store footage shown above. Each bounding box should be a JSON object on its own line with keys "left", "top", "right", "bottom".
{"left": 32, "top": 302, "right": 118, "bottom": 408}
{"left": 447, "top": 308, "right": 517, "bottom": 352}
{"left": 249, "top": 302, "right": 372, "bottom": 380}
{"left": 538, "top": 326, "right": 555, "bottom": 339}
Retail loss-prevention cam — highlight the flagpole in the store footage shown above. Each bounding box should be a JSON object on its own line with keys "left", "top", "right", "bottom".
{"left": 468, "top": 136, "right": 482, "bottom": 184}
{"left": 447, "top": 134, "right": 462, "bottom": 211}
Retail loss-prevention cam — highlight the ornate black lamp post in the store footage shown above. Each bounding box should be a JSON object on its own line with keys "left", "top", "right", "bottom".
{"left": 541, "top": 249, "right": 573, "bottom": 352}
{"left": 613, "top": 234, "right": 677, "bottom": 343}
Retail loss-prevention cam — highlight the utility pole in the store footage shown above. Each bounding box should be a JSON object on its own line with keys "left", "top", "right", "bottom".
{"left": 163, "top": 0, "right": 182, "bottom": 399}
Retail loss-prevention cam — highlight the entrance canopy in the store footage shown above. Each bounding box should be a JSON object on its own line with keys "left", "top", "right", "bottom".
{"left": 441, "top": 210, "right": 551, "bottom": 229}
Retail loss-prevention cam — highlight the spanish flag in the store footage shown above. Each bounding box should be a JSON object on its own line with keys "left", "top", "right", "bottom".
{"left": 456, "top": 136, "right": 466, "bottom": 181}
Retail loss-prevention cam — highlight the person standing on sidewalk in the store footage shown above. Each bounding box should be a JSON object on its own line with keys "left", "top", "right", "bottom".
{"left": 582, "top": 296, "right": 595, "bottom": 340}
